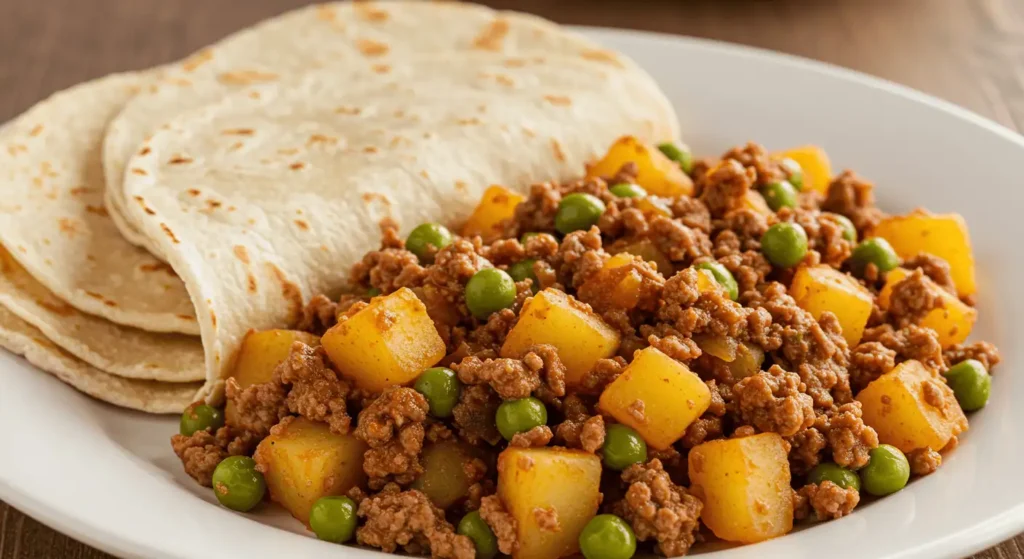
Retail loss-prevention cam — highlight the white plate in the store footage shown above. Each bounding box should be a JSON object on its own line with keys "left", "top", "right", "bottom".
{"left": 2, "top": 26, "right": 1023, "bottom": 559}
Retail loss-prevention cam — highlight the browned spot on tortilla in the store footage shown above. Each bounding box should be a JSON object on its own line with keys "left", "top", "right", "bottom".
{"left": 222, "top": 128, "right": 254, "bottom": 136}
{"left": 363, "top": 146, "right": 379, "bottom": 154}
{"left": 140, "top": 261, "right": 174, "bottom": 274}
{"left": 69, "top": 187, "right": 91, "bottom": 196}
{"left": 86, "top": 254, "right": 96, "bottom": 262}
{"left": 543, "top": 95, "right": 572, "bottom": 106}
{"left": 138, "top": 146, "right": 152, "bottom": 156}
{"left": 355, "top": 38, "right": 390, "bottom": 57}
{"left": 227, "top": 206, "right": 237, "bottom": 212}
{"left": 455, "top": 181, "right": 468, "bottom": 193}
{"left": 41, "top": 238, "right": 50, "bottom": 246}
{"left": 294, "top": 220, "right": 310, "bottom": 231}
{"left": 85, "top": 205, "right": 108, "bottom": 217}
{"left": 187, "top": 188, "right": 201, "bottom": 197}
{"left": 210, "top": 310, "right": 217, "bottom": 328}
{"left": 233, "top": 245, "right": 250, "bottom": 264}
{"left": 248, "top": 91, "right": 261, "bottom": 100}
{"left": 6, "top": 144, "right": 27, "bottom": 156}
{"left": 477, "top": 104, "right": 487, "bottom": 113}
{"left": 289, "top": 162, "right": 306, "bottom": 171}
{"left": 335, "top": 106, "right": 362, "bottom": 115}
{"left": 307, "top": 134, "right": 338, "bottom": 146}
{"left": 228, "top": 141, "right": 244, "bottom": 152}
{"left": 581, "top": 49, "right": 625, "bottom": 67}
{"left": 31, "top": 177, "right": 42, "bottom": 188}
{"left": 43, "top": 258, "right": 51, "bottom": 266}
{"left": 361, "top": 192, "right": 392, "bottom": 206}
{"left": 267, "top": 263, "right": 303, "bottom": 324}
{"left": 420, "top": 169, "right": 431, "bottom": 179}
{"left": 457, "top": 117, "right": 481, "bottom": 126}
{"left": 247, "top": 274, "right": 258, "bottom": 293}
{"left": 181, "top": 49, "right": 214, "bottom": 72}
{"left": 168, "top": 155, "right": 193, "bottom": 165}
{"left": 355, "top": 2, "right": 390, "bottom": 21}
{"left": 551, "top": 138, "right": 566, "bottom": 162}
{"left": 165, "top": 77, "right": 193, "bottom": 87}
{"left": 143, "top": 207, "right": 156, "bottom": 216}
{"left": 522, "top": 126, "right": 537, "bottom": 138}
{"left": 29, "top": 125, "right": 43, "bottom": 137}
{"left": 389, "top": 136, "right": 409, "bottom": 148}
{"left": 504, "top": 58, "right": 527, "bottom": 68}
{"left": 316, "top": 5, "right": 337, "bottom": 21}
{"left": 277, "top": 147, "right": 300, "bottom": 155}
{"left": 295, "top": 209, "right": 303, "bottom": 215}
{"left": 104, "top": 300, "right": 117, "bottom": 307}
{"left": 492, "top": 73, "right": 515, "bottom": 87}
{"left": 217, "top": 70, "right": 279, "bottom": 85}
{"left": 372, "top": 64, "right": 391, "bottom": 74}
{"left": 207, "top": 200, "right": 223, "bottom": 209}
{"left": 177, "top": 314, "right": 196, "bottom": 321}
{"left": 85, "top": 291, "right": 104, "bottom": 300}
{"left": 38, "top": 299, "right": 74, "bottom": 316}
{"left": 473, "top": 18, "right": 510, "bottom": 51}
{"left": 131, "top": 168, "right": 148, "bottom": 176}
{"left": 58, "top": 218, "right": 78, "bottom": 236}
{"left": 160, "top": 223, "right": 180, "bottom": 244}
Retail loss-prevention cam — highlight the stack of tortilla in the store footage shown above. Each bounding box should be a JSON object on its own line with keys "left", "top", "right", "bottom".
{"left": 0, "top": 1, "right": 679, "bottom": 413}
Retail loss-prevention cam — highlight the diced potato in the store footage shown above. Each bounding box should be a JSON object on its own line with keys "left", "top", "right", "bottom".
{"left": 579, "top": 253, "right": 643, "bottom": 310}
{"left": 225, "top": 329, "right": 319, "bottom": 424}
{"left": 616, "top": 240, "right": 672, "bottom": 276}
{"left": 744, "top": 190, "right": 773, "bottom": 216}
{"left": 498, "top": 447, "right": 602, "bottom": 559}
{"left": 856, "top": 360, "right": 968, "bottom": 453}
{"left": 586, "top": 135, "right": 694, "bottom": 197}
{"left": 789, "top": 265, "right": 873, "bottom": 346}
{"left": 870, "top": 213, "right": 976, "bottom": 296}
{"left": 774, "top": 145, "right": 832, "bottom": 194}
{"left": 461, "top": 185, "right": 524, "bottom": 241}
{"left": 695, "top": 268, "right": 727, "bottom": 296}
{"left": 688, "top": 433, "right": 793, "bottom": 544}
{"left": 599, "top": 347, "right": 710, "bottom": 449}
{"left": 878, "top": 268, "right": 977, "bottom": 348}
{"left": 694, "top": 334, "right": 739, "bottom": 362}
{"left": 501, "top": 289, "right": 620, "bottom": 386}
{"left": 695, "top": 335, "right": 765, "bottom": 379}
{"left": 411, "top": 441, "right": 484, "bottom": 510}
{"left": 322, "top": 287, "right": 446, "bottom": 392}
{"left": 634, "top": 196, "right": 672, "bottom": 218}
{"left": 253, "top": 418, "right": 367, "bottom": 525}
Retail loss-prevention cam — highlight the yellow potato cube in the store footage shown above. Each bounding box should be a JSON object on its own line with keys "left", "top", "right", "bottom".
{"left": 878, "top": 268, "right": 977, "bottom": 348}
{"left": 789, "top": 265, "right": 873, "bottom": 346}
{"left": 599, "top": 347, "right": 711, "bottom": 449}
{"left": 774, "top": 145, "right": 832, "bottom": 194}
{"left": 579, "top": 253, "right": 644, "bottom": 310}
{"left": 688, "top": 433, "right": 794, "bottom": 544}
{"left": 856, "top": 360, "right": 968, "bottom": 453}
{"left": 253, "top": 417, "right": 367, "bottom": 526}
{"left": 498, "top": 446, "right": 602, "bottom": 559}
{"left": 322, "top": 287, "right": 445, "bottom": 392}
{"left": 586, "top": 135, "right": 694, "bottom": 197}
{"left": 870, "top": 213, "right": 976, "bottom": 297}
{"left": 411, "top": 441, "right": 484, "bottom": 509}
{"left": 695, "top": 269, "right": 727, "bottom": 296}
{"left": 616, "top": 240, "right": 673, "bottom": 276}
{"left": 461, "top": 185, "right": 524, "bottom": 241}
{"left": 225, "top": 329, "right": 319, "bottom": 424}
{"left": 634, "top": 196, "right": 672, "bottom": 218}
{"left": 501, "top": 289, "right": 620, "bottom": 386}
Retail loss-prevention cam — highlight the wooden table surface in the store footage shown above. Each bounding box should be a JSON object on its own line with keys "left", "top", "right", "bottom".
{"left": 1, "top": 0, "right": 1022, "bottom": 557}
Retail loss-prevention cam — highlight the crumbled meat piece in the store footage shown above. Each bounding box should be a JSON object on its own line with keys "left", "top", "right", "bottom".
{"left": 904, "top": 253, "right": 956, "bottom": 295}
{"left": 170, "top": 426, "right": 258, "bottom": 487}
{"left": 609, "top": 162, "right": 639, "bottom": 186}
{"left": 533, "top": 507, "right": 561, "bottom": 532}
{"left": 351, "top": 248, "right": 427, "bottom": 293}
{"left": 680, "top": 416, "right": 724, "bottom": 448}
{"left": 277, "top": 342, "right": 352, "bottom": 434}
{"left": 863, "top": 324, "right": 944, "bottom": 372}
{"left": 612, "top": 459, "right": 702, "bottom": 557}
{"left": 787, "top": 426, "right": 828, "bottom": 475}
{"left": 826, "top": 402, "right": 878, "bottom": 469}
{"left": 908, "top": 447, "right": 942, "bottom": 476}
{"left": 453, "top": 344, "right": 565, "bottom": 401}
{"left": 482, "top": 238, "right": 526, "bottom": 267}
{"left": 722, "top": 142, "right": 787, "bottom": 186}
{"left": 224, "top": 377, "right": 288, "bottom": 439}
{"left": 716, "top": 250, "right": 771, "bottom": 296}
{"left": 465, "top": 308, "right": 518, "bottom": 352}
{"left": 716, "top": 208, "right": 769, "bottom": 252}
{"left": 579, "top": 357, "right": 626, "bottom": 394}
{"left": 887, "top": 269, "right": 942, "bottom": 328}
{"left": 731, "top": 365, "right": 815, "bottom": 437}
{"left": 670, "top": 195, "right": 712, "bottom": 232}
{"left": 822, "top": 170, "right": 885, "bottom": 234}
{"left": 944, "top": 341, "right": 1001, "bottom": 371}
{"left": 555, "top": 395, "right": 606, "bottom": 453}
{"left": 648, "top": 216, "right": 713, "bottom": 264}
{"left": 656, "top": 268, "right": 750, "bottom": 339}
{"left": 354, "top": 387, "right": 429, "bottom": 488}
{"left": 296, "top": 294, "right": 339, "bottom": 335}
{"left": 509, "top": 425, "right": 553, "bottom": 447}
{"left": 647, "top": 332, "right": 702, "bottom": 362}
{"left": 453, "top": 384, "right": 502, "bottom": 445}
{"left": 794, "top": 481, "right": 859, "bottom": 520}
{"left": 479, "top": 495, "right": 519, "bottom": 555}
{"left": 578, "top": 254, "right": 664, "bottom": 315}
{"left": 626, "top": 399, "right": 646, "bottom": 423}
{"left": 505, "top": 182, "right": 561, "bottom": 237}
{"left": 848, "top": 341, "right": 897, "bottom": 393}
{"left": 356, "top": 484, "right": 474, "bottom": 558}
{"left": 699, "top": 158, "right": 754, "bottom": 217}
{"left": 554, "top": 227, "right": 606, "bottom": 288}
{"left": 465, "top": 480, "right": 495, "bottom": 512}
{"left": 424, "top": 238, "right": 492, "bottom": 315}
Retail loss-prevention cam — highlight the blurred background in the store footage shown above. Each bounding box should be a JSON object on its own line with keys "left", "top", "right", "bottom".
{"left": 0, "top": 1, "right": 1022, "bottom": 558}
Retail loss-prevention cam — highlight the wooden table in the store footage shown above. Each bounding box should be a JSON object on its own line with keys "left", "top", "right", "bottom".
{"left": 0, "top": 0, "right": 1021, "bottom": 557}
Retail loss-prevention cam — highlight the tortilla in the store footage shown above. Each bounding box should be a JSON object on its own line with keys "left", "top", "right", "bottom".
{"left": 103, "top": 0, "right": 655, "bottom": 257}
{"left": 120, "top": 52, "right": 678, "bottom": 403}
{"left": 0, "top": 304, "right": 198, "bottom": 413}
{"left": 0, "top": 72, "right": 199, "bottom": 335}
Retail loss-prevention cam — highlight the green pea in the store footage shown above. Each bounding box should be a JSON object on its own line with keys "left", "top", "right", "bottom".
{"left": 495, "top": 397, "right": 547, "bottom": 441}
{"left": 657, "top": 142, "right": 694, "bottom": 174}
{"left": 602, "top": 424, "right": 648, "bottom": 471}
{"left": 943, "top": 359, "right": 991, "bottom": 411}
{"left": 778, "top": 157, "right": 804, "bottom": 191}
{"left": 827, "top": 213, "right": 857, "bottom": 242}
{"left": 579, "top": 514, "right": 637, "bottom": 559}
{"left": 555, "top": 193, "right": 606, "bottom": 234}
{"left": 414, "top": 367, "right": 462, "bottom": 418}
{"left": 808, "top": 462, "right": 861, "bottom": 492}
{"left": 465, "top": 268, "right": 517, "bottom": 320}
{"left": 211, "top": 456, "right": 266, "bottom": 512}
{"left": 760, "top": 222, "right": 808, "bottom": 268}
{"left": 457, "top": 511, "right": 498, "bottom": 559}
{"left": 609, "top": 183, "right": 647, "bottom": 198}
{"left": 859, "top": 444, "right": 910, "bottom": 497}
{"left": 850, "top": 237, "right": 901, "bottom": 276}
{"left": 694, "top": 261, "right": 739, "bottom": 301}
{"left": 309, "top": 495, "right": 358, "bottom": 543}
{"left": 367, "top": 287, "right": 382, "bottom": 297}
{"left": 507, "top": 259, "right": 539, "bottom": 293}
{"left": 406, "top": 223, "right": 453, "bottom": 263}
{"left": 180, "top": 404, "right": 224, "bottom": 436}
{"left": 760, "top": 180, "right": 798, "bottom": 212}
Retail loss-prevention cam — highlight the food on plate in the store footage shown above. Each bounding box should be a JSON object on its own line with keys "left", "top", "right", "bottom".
{"left": 169, "top": 137, "right": 998, "bottom": 557}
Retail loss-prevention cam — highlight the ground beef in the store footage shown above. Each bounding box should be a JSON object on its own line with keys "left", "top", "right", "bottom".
{"left": 356, "top": 484, "right": 474, "bottom": 559}
{"left": 680, "top": 416, "right": 724, "bottom": 448}
{"left": 578, "top": 357, "right": 626, "bottom": 395}
{"left": 908, "top": 447, "right": 942, "bottom": 476}
{"left": 822, "top": 170, "right": 885, "bottom": 234}
{"left": 354, "top": 387, "right": 429, "bottom": 488}
{"left": 699, "top": 158, "right": 754, "bottom": 218}
{"left": 578, "top": 254, "right": 665, "bottom": 315}
{"left": 794, "top": 481, "right": 859, "bottom": 520}
{"left": 554, "top": 395, "right": 606, "bottom": 453}
{"left": 731, "top": 365, "right": 815, "bottom": 437}
{"left": 296, "top": 294, "right": 339, "bottom": 335}
{"left": 722, "top": 142, "right": 787, "bottom": 186}
{"left": 887, "top": 269, "right": 942, "bottom": 328}
{"left": 670, "top": 196, "right": 712, "bottom": 233}
{"left": 787, "top": 425, "right": 828, "bottom": 475}
{"left": 863, "top": 324, "right": 944, "bottom": 372}
{"left": 479, "top": 495, "right": 519, "bottom": 555}
{"left": 224, "top": 376, "right": 288, "bottom": 439}
{"left": 715, "top": 250, "right": 772, "bottom": 296}
{"left": 647, "top": 332, "right": 702, "bottom": 363}
{"left": 452, "top": 384, "right": 502, "bottom": 445}
{"left": 533, "top": 507, "right": 561, "bottom": 532}
{"left": 554, "top": 227, "right": 606, "bottom": 289}
{"left": 826, "top": 402, "right": 878, "bottom": 469}
{"left": 715, "top": 208, "right": 769, "bottom": 252}
{"left": 505, "top": 182, "right": 560, "bottom": 237}
{"left": 612, "top": 459, "right": 702, "bottom": 557}
{"left": 848, "top": 341, "right": 897, "bottom": 393}
{"left": 351, "top": 248, "right": 427, "bottom": 293}
{"left": 904, "top": 253, "right": 957, "bottom": 295}
{"left": 656, "top": 268, "right": 750, "bottom": 340}
{"left": 647, "top": 216, "right": 713, "bottom": 265}
{"left": 801, "top": 209, "right": 855, "bottom": 269}
{"left": 465, "top": 308, "right": 518, "bottom": 352}
{"left": 424, "top": 238, "right": 493, "bottom": 317}
{"left": 509, "top": 425, "right": 553, "bottom": 447}
{"left": 277, "top": 342, "right": 352, "bottom": 435}
{"left": 944, "top": 341, "right": 1001, "bottom": 371}
{"left": 170, "top": 426, "right": 258, "bottom": 487}
{"left": 453, "top": 344, "right": 565, "bottom": 402}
